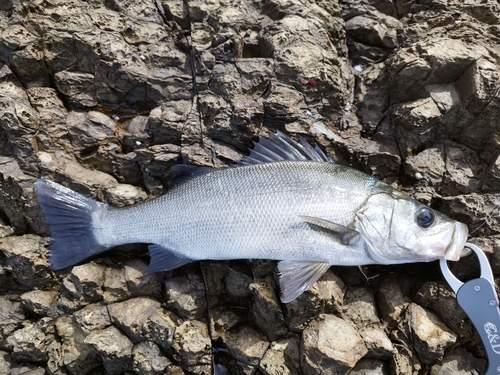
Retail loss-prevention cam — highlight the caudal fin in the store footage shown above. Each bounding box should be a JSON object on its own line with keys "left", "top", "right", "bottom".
{"left": 34, "top": 179, "right": 108, "bottom": 270}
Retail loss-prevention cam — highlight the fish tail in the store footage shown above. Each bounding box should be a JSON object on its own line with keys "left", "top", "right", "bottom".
{"left": 34, "top": 179, "right": 108, "bottom": 270}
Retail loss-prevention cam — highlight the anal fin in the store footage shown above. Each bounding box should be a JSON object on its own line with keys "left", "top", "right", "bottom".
{"left": 277, "top": 261, "right": 331, "bottom": 303}
{"left": 147, "top": 244, "right": 192, "bottom": 273}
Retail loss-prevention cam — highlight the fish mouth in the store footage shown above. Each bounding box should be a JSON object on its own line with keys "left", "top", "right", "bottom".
{"left": 443, "top": 222, "right": 469, "bottom": 261}
{"left": 420, "top": 222, "right": 468, "bottom": 261}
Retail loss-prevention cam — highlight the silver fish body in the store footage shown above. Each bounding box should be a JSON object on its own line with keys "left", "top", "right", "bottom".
{"left": 35, "top": 132, "right": 468, "bottom": 302}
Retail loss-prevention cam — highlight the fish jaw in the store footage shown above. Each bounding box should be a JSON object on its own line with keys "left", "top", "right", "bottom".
{"left": 420, "top": 222, "right": 468, "bottom": 261}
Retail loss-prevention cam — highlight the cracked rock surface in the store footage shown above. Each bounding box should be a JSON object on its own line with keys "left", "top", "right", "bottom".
{"left": 0, "top": 0, "right": 499, "bottom": 373}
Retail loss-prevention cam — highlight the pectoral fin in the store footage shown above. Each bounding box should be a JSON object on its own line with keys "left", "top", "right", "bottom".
{"left": 147, "top": 244, "right": 192, "bottom": 273}
{"left": 299, "top": 215, "right": 360, "bottom": 245}
{"left": 277, "top": 261, "right": 331, "bottom": 303}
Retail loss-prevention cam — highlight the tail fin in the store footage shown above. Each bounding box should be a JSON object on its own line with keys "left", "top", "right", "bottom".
{"left": 34, "top": 179, "right": 108, "bottom": 270}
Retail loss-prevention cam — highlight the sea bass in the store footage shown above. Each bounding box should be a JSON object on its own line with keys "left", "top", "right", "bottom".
{"left": 34, "top": 131, "right": 468, "bottom": 303}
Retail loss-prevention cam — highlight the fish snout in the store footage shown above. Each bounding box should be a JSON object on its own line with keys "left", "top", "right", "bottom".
{"left": 443, "top": 222, "right": 469, "bottom": 261}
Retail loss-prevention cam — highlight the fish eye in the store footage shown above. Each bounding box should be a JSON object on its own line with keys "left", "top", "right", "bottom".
{"left": 416, "top": 207, "right": 435, "bottom": 228}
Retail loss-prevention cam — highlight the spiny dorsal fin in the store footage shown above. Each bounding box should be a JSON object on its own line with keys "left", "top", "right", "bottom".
{"left": 237, "top": 130, "right": 335, "bottom": 166}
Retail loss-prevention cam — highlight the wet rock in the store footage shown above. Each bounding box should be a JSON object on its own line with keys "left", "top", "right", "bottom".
{"left": 132, "top": 341, "right": 171, "bottom": 375}
{"left": 406, "top": 303, "right": 457, "bottom": 365}
{"left": 301, "top": 314, "right": 367, "bottom": 374}
{"left": 85, "top": 325, "right": 134, "bottom": 375}
{"left": 107, "top": 297, "right": 160, "bottom": 343}
{"left": 259, "top": 333, "right": 300, "bottom": 375}
{"left": 249, "top": 277, "right": 287, "bottom": 341}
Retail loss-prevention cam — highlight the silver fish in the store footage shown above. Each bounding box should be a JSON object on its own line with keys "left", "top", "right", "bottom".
{"left": 34, "top": 131, "right": 468, "bottom": 303}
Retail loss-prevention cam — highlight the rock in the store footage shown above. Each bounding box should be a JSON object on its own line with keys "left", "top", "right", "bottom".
{"left": 142, "top": 307, "right": 181, "bottom": 354}
{"left": 165, "top": 272, "right": 207, "bottom": 320}
{"left": 225, "top": 265, "right": 253, "bottom": 299}
{"left": 54, "top": 315, "right": 100, "bottom": 374}
{"left": 20, "top": 290, "right": 58, "bottom": 317}
{"left": 377, "top": 276, "right": 411, "bottom": 328}
{"left": 429, "top": 348, "right": 486, "bottom": 375}
{"left": 224, "top": 324, "right": 270, "bottom": 366}
{"left": 7, "top": 318, "right": 56, "bottom": 363}
{"left": 389, "top": 344, "right": 421, "bottom": 375}
{"left": 85, "top": 325, "right": 134, "bottom": 375}
{"left": 60, "top": 263, "right": 106, "bottom": 310}
{"left": 406, "top": 303, "right": 457, "bottom": 366}
{"left": 73, "top": 302, "right": 111, "bottom": 334}
{"left": 349, "top": 358, "right": 389, "bottom": 374}
{"left": 132, "top": 341, "right": 171, "bottom": 375}
{"left": 343, "top": 287, "right": 380, "bottom": 326}
{"left": 172, "top": 320, "right": 212, "bottom": 369}
{"left": 259, "top": 334, "right": 301, "bottom": 375}
{"left": 249, "top": 276, "right": 287, "bottom": 341}
{"left": 284, "top": 269, "right": 345, "bottom": 332}
{"left": 345, "top": 11, "right": 400, "bottom": 49}
{"left": 301, "top": 314, "right": 367, "bottom": 374}
{"left": 107, "top": 297, "right": 161, "bottom": 343}
{"left": 358, "top": 325, "right": 396, "bottom": 359}
{"left": 0, "top": 296, "right": 25, "bottom": 343}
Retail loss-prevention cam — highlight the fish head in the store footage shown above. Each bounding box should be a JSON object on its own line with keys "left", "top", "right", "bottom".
{"left": 356, "top": 190, "right": 468, "bottom": 264}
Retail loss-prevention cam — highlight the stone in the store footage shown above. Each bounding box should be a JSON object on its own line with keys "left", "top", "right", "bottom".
{"left": 349, "top": 358, "right": 389, "bottom": 375}
{"left": 377, "top": 277, "right": 411, "bottom": 328}
{"left": 7, "top": 318, "right": 56, "bottom": 363}
{"left": 142, "top": 307, "right": 181, "bottom": 353}
{"left": 358, "top": 325, "right": 396, "bottom": 359}
{"left": 259, "top": 334, "right": 301, "bottom": 375}
{"left": 107, "top": 297, "right": 160, "bottom": 343}
{"left": 0, "top": 296, "right": 25, "bottom": 342}
{"left": 249, "top": 277, "right": 287, "bottom": 341}
{"left": 343, "top": 287, "right": 380, "bottom": 326}
{"left": 301, "top": 314, "right": 367, "bottom": 374}
{"left": 84, "top": 325, "right": 134, "bottom": 375}
{"left": 165, "top": 272, "right": 207, "bottom": 320}
{"left": 132, "top": 341, "right": 171, "bottom": 375}
{"left": 60, "top": 263, "right": 106, "bottom": 310}
{"left": 172, "top": 320, "right": 212, "bottom": 369}
{"left": 20, "top": 290, "right": 58, "bottom": 317}
{"left": 406, "top": 303, "right": 457, "bottom": 366}
{"left": 429, "top": 348, "right": 486, "bottom": 375}
{"left": 224, "top": 324, "right": 270, "bottom": 366}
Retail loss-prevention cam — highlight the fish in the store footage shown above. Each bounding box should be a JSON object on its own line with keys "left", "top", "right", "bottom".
{"left": 34, "top": 131, "right": 469, "bottom": 303}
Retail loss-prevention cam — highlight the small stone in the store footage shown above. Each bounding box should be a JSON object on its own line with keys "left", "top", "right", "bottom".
{"left": 259, "top": 334, "right": 301, "bottom": 375}
{"left": 389, "top": 344, "right": 421, "bottom": 375}
{"left": 172, "top": 320, "right": 212, "bottom": 368}
{"left": 132, "top": 341, "right": 171, "bottom": 375}
{"left": 377, "top": 277, "right": 410, "bottom": 328}
{"left": 107, "top": 297, "right": 161, "bottom": 343}
{"left": 61, "top": 263, "right": 105, "bottom": 309}
{"left": 165, "top": 272, "right": 207, "bottom": 320}
{"left": 102, "top": 266, "right": 131, "bottom": 303}
{"left": 85, "top": 325, "right": 134, "bottom": 375}
{"left": 301, "top": 314, "right": 367, "bottom": 374}
{"left": 429, "top": 347, "right": 486, "bottom": 374}
{"left": 0, "top": 296, "right": 25, "bottom": 341}
{"left": 343, "top": 287, "right": 379, "bottom": 326}
{"left": 226, "top": 266, "right": 253, "bottom": 299}
{"left": 407, "top": 303, "right": 457, "bottom": 365}
{"left": 123, "top": 260, "right": 162, "bottom": 297}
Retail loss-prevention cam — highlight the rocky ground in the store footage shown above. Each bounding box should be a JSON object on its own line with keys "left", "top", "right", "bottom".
{"left": 0, "top": 0, "right": 499, "bottom": 374}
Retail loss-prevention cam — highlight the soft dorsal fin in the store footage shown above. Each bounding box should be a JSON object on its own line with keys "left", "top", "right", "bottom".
{"left": 237, "top": 130, "right": 335, "bottom": 166}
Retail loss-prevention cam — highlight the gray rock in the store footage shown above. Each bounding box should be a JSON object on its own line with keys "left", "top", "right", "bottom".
{"left": 20, "top": 290, "right": 58, "bottom": 317}
{"left": 389, "top": 344, "right": 421, "bottom": 375}
{"left": 73, "top": 302, "right": 111, "bottom": 334}
{"left": 0, "top": 296, "right": 25, "bottom": 342}
{"left": 142, "top": 307, "right": 181, "bottom": 353}
{"left": 84, "top": 325, "right": 134, "bottom": 375}
{"left": 349, "top": 358, "right": 389, "bottom": 374}
{"left": 301, "top": 314, "right": 367, "bottom": 374}
{"left": 107, "top": 297, "right": 161, "bottom": 343}
{"left": 377, "top": 277, "right": 411, "bottom": 328}
{"left": 225, "top": 266, "right": 253, "bottom": 299}
{"left": 358, "top": 325, "right": 396, "bottom": 359}
{"left": 60, "top": 263, "right": 105, "bottom": 310}
{"left": 429, "top": 348, "right": 486, "bottom": 374}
